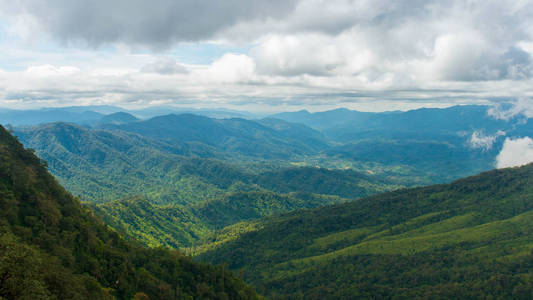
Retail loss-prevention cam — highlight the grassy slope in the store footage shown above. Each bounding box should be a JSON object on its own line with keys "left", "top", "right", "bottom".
{"left": 199, "top": 163, "right": 533, "bottom": 299}
{"left": 89, "top": 191, "right": 344, "bottom": 249}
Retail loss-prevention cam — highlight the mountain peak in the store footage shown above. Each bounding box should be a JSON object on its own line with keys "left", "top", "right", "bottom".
{"left": 98, "top": 111, "right": 139, "bottom": 125}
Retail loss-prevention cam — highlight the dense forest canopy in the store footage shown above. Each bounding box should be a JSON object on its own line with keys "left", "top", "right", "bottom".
{"left": 0, "top": 125, "right": 261, "bottom": 299}
{"left": 199, "top": 163, "right": 533, "bottom": 299}
{"left": 3, "top": 104, "right": 533, "bottom": 298}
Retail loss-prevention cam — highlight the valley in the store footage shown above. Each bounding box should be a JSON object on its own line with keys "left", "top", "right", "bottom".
{"left": 2, "top": 2, "right": 532, "bottom": 299}
{"left": 3, "top": 104, "right": 533, "bottom": 299}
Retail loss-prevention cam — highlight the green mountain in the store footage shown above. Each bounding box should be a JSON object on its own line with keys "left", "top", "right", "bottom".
{"left": 88, "top": 190, "right": 345, "bottom": 249}
{"left": 13, "top": 122, "right": 399, "bottom": 204}
{"left": 191, "top": 191, "right": 342, "bottom": 229}
{"left": 0, "top": 125, "right": 261, "bottom": 299}
{"left": 15, "top": 122, "right": 219, "bottom": 204}
{"left": 19, "top": 106, "right": 520, "bottom": 189}
{"left": 99, "top": 113, "right": 328, "bottom": 159}
{"left": 13, "top": 122, "right": 399, "bottom": 249}
{"left": 199, "top": 163, "right": 533, "bottom": 299}
{"left": 253, "top": 167, "right": 395, "bottom": 199}
{"left": 88, "top": 197, "right": 211, "bottom": 249}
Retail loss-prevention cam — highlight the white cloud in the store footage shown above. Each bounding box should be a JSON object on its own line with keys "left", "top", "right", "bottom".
{"left": 141, "top": 57, "right": 188, "bottom": 75}
{"left": 425, "top": 32, "right": 498, "bottom": 81}
{"left": 25, "top": 65, "right": 81, "bottom": 76}
{"left": 469, "top": 130, "right": 505, "bottom": 151}
{"left": 488, "top": 97, "right": 533, "bottom": 120}
{"left": 496, "top": 137, "right": 533, "bottom": 168}
{"left": 1, "top": 0, "right": 533, "bottom": 110}
{"left": 251, "top": 32, "right": 377, "bottom": 76}
{"left": 203, "top": 53, "right": 256, "bottom": 83}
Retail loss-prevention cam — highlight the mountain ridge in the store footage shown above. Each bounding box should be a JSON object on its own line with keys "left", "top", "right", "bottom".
{"left": 198, "top": 162, "right": 533, "bottom": 298}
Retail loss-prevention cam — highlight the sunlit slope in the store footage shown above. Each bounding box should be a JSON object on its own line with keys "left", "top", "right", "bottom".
{"left": 199, "top": 163, "right": 533, "bottom": 299}
{"left": 16, "top": 122, "right": 393, "bottom": 204}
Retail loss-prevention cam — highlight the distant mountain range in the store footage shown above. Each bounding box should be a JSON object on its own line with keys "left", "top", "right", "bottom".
{"left": 96, "top": 111, "right": 139, "bottom": 125}
{"left": 0, "top": 105, "right": 257, "bottom": 126}
{"left": 0, "top": 108, "right": 105, "bottom": 126}
{"left": 9, "top": 104, "right": 533, "bottom": 250}
{"left": 97, "top": 113, "right": 328, "bottom": 159}
{"left": 14, "top": 121, "right": 397, "bottom": 248}
{"left": 275, "top": 105, "right": 533, "bottom": 182}
{"left": 273, "top": 105, "right": 533, "bottom": 142}
{"left": 3, "top": 103, "right": 533, "bottom": 298}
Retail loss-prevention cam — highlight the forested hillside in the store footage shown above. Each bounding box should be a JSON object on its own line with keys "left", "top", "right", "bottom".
{"left": 88, "top": 196, "right": 211, "bottom": 248}
{"left": 4, "top": 105, "right": 533, "bottom": 298}
{"left": 0, "top": 125, "right": 261, "bottom": 299}
{"left": 3, "top": 0, "right": 531, "bottom": 298}
{"left": 98, "top": 113, "right": 328, "bottom": 159}
{"left": 199, "top": 163, "right": 533, "bottom": 299}
{"left": 89, "top": 190, "right": 344, "bottom": 249}
{"left": 16, "top": 122, "right": 361, "bottom": 203}
{"left": 15, "top": 122, "right": 220, "bottom": 203}
{"left": 11, "top": 106, "right": 528, "bottom": 254}
{"left": 14, "top": 122, "right": 399, "bottom": 249}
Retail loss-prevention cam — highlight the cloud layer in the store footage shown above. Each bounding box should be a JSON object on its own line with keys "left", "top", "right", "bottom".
{"left": 1, "top": 0, "right": 298, "bottom": 48}
{"left": 1, "top": 0, "right": 533, "bottom": 110}
{"left": 488, "top": 97, "right": 533, "bottom": 120}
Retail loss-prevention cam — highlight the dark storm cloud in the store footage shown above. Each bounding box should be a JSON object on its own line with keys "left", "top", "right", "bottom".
{"left": 8, "top": 0, "right": 299, "bottom": 48}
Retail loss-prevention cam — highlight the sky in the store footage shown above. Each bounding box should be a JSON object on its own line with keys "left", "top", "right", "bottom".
{"left": 0, "top": 0, "right": 533, "bottom": 112}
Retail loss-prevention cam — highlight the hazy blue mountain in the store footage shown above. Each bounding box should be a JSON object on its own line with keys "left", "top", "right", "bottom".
{"left": 271, "top": 108, "right": 378, "bottom": 132}
{"left": 0, "top": 108, "right": 104, "bottom": 126}
{"left": 324, "top": 105, "right": 526, "bottom": 142}
{"left": 97, "top": 111, "right": 139, "bottom": 125}
{"left": 326, "top": 138, "right": 499, "bottom": 183}
{"left": 257, "top": 118, "right": 327, "bottom": 147}
{"left": 127, "top": 106, "right": 256, "bottom": 119}
{"left": 0, "top": 105, "right": 258, "bottom": 126}
{"left": 272, "top": 105, "right": 531, "bottom": 142}
{"left": 99, "top": 113, "right": 328, "bottom": 159}
{"left": 272, "top": 105, "right": 533, "bottom": 183}
{"left": 48, "top": 105, "right": 125, "bottom": 114}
